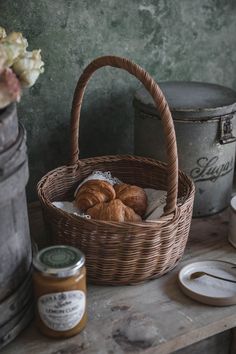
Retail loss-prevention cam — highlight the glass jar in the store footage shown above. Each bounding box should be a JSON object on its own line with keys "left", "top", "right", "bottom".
{"left": 33, "top": 245, "right": 87, "bottom": 338}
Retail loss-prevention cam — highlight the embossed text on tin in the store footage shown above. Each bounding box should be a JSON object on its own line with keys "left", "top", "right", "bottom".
{"left": 190, "top": 156, "right": 234, "bottom": 182}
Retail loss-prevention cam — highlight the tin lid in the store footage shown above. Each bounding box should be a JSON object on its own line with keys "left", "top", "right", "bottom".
{"left": 133, "top": 81, "right": 236, "bottom": 120}
{"left": 33, "top": 245, "right": 85, "bottom": 278}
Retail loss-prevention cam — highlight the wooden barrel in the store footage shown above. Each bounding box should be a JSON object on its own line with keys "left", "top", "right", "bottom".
{"left": 0, "top": 300, "right": 34, "bottom": 349}
{"left": 0, "top": 268, "right": 33, "bottom": 327}
{"left": 0, "top": 104, "right": 19, "bottom": 153}
{"left": 0, "top": 104, "right": 33, "bottom": 347}
{"left": 0, "top": 122, "right": 32, "bottom": 301}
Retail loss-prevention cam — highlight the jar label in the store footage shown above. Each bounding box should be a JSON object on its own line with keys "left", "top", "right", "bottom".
{"left": 38, "top": 290, "right": 85, "bottom": 331}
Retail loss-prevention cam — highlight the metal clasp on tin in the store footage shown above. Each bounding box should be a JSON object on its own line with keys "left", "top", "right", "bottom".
{"left": 220, "top": 114, "right": 236, "bottom": 144}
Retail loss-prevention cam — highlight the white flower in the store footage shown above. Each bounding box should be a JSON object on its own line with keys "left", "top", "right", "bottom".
{"left": 1, "top": 32, "right": 28, "bottom": 66}
{"left": 0, "top": 27, "right": 6, "bottom": 40}
{"left": 13, "top": 49, "right": 44, "bottom": 87}
{"left": 0, "top": 67, "right": 21, "bottom": 109}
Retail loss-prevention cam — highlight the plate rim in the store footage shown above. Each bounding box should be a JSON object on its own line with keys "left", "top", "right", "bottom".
{"left": 178, "top": 260, "right": 236, "bottom": 306}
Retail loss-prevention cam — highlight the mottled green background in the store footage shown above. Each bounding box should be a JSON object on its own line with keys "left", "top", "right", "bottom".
{"left": 0, "top": 0, "right": 236, "bottom": 200}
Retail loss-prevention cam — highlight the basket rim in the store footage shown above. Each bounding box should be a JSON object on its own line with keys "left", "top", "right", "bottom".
{"left": 38, "top": 153, "right": 194, "bottom": 180}
{"left": 37, "top": 154, "right": 195, "bottom": 228}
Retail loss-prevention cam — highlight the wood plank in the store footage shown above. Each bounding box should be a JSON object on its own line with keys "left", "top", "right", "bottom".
{"left": 174, "top": 329, "right": 231, "bottom": 354}
{"left": 2, "top": 205, "right": 236, "bottom": 354}
{"left": 230, "top": 328, "right": 236, "bottom": 354}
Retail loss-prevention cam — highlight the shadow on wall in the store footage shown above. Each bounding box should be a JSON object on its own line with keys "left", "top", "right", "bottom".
{"left": 26, "top": 87, "right": 134, "bottom": 200}
{"left": 26, "top": 120, "right": 70, "bottom": 200}
{"left": 79, "top": 88, "right": 134, "bottom": 158}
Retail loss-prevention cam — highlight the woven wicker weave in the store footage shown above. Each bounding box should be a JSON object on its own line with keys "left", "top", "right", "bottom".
{"left": 38, "top": 56, "right": 195, "bottom": 285}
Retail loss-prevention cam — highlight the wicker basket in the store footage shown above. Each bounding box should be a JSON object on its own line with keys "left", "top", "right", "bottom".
{"left": 38, "top": 56, "right": 195, "bottom": 285}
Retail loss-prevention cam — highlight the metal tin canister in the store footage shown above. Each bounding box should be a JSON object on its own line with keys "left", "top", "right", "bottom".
{"left": 133, "top": 81, "right": 236, "bottom": 217}
{"left": 228, "top": 195, "right": 236, "bottom": 248}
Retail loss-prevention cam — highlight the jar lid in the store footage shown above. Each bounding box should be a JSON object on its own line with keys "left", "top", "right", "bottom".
{"left": 133, "top": 81, "right": 236, "bottom": 120}
{"left": 33, "top": 245, "right": 85, "bottom": 278}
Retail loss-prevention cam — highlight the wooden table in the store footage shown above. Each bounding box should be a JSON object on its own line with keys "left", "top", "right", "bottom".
{"left": 2, "top": 205, "right": 236, "bottom": 354}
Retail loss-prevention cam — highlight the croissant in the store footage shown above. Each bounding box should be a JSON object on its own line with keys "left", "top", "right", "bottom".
{"left": 114, "top": 183, "right": 147, "bottom": 216}
{"left": 75, "top": 179, "right": 116, "bottom": 210}
{"left": 87, "top": 199, "right": 142, "bottom": 222}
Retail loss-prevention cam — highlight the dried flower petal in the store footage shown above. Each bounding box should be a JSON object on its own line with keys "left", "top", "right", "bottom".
{"left": 0, "top": 27, "right": 7, "bottom": 40}
{"left": 0, "top": 45, "right": 7, "bottom": 73}
{"left": 13, "top": 49, "right": 44, "bottom": 87}
{"left": 0, "top": 67, "right": 21, "bottom": 108}
{"left": 1, "top": 32, "right": 28, "bottom": 66}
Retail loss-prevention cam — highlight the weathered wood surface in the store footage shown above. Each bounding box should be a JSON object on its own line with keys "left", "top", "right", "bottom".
{"left": 2, "top": 205, "right": 236, "bottom": 354}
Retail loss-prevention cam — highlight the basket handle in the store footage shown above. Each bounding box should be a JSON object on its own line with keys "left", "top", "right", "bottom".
{"left": 70, "top": 56, "right": 178, "bottom": 214}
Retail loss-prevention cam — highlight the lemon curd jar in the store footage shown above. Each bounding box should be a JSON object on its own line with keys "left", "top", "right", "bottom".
{"left": 33, "top": 245, "right": 87, "bottom": 338}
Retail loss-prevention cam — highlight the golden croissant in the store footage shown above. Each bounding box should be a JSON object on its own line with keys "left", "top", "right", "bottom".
{"left": 114, "top": 183, "right": 147, "bottom": 216}
{"left": 87, "top": 199, "right": 142, "bottom": 222}
{"left": 74, "top": 179, "right": 116, "bottom": 210}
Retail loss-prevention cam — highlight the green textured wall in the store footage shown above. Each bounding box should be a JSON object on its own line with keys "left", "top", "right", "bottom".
{"left": 0, "top": 0, "right": 236, "bottom": 201}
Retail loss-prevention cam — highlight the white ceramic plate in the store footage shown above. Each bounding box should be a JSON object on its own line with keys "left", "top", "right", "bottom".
{"left": 178, "top": 260, "right": 236, "bottom": 306}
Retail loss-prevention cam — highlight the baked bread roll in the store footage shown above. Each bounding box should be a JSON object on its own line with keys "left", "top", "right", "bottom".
{"left": 87, "top": 199, "right": 142, "bottom": 222}
{"left": 75, "top": 179, "right": 116, "bottom": 210}
{"left": 114, "top": 183, "right": 147, "bottom": 216}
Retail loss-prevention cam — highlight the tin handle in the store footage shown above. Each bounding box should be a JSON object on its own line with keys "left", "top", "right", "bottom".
{"left": 70, "top": 56, "right": 178, "bottom": 214}
{"left": 220, "top": 115, "right": 236, "bottom": 144}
